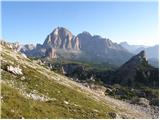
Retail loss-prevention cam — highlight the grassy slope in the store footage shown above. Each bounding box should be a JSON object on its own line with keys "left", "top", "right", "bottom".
{"left": 1, "top": 45, "right": 115, "bottom": 119}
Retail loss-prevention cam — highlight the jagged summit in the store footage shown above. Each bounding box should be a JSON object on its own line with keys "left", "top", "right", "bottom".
{"left": 52, "top": 27, "right": 72, "bottom": 36}
{"left": 134, "top": 50, "right": 147, "bottom": 61}
{"left": 116, "top": 50, "right": 148, "bottom": 71}
{"left": 43, "top": 27, "right": 74, "bottom": 49}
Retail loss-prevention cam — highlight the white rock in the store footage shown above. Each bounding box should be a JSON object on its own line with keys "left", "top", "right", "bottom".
{"left": 93, "top": 109, "right": 99, "bottom": 112}
{"left": 20, "top": 76, "right": 25, "bottom": 80}
{"left": 7, "top": 65, "right": 23, "bottom": 75}
{"left": 64, "top": 101, "right": 69, "bottom": 105}
{"left": 21, "top": 53, "right": 27, "bottom": 59}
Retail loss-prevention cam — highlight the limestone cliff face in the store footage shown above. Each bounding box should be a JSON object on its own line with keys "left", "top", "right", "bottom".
{"left": 74, "top": 37, "right": 80, "bottom": 51}
{"left": 43, "top": 27, "right": 80, "bottom": 51}
{"left": 43, "top": 27, "right": 127, "bottom": 54}
{"left": 45, "top": 47, "right": 57, "bottom": 59}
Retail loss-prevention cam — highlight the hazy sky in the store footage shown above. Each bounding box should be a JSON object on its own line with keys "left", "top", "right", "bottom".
{"left": 1, "top": 1, "right": 158, "bottom": 45}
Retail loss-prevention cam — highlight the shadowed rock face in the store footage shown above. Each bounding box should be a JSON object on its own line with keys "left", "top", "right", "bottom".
{"left": 119, "top": 50, "right": 147, "bottom": 70}
{"left": 112, "top": 51, "right": 147, "bottom": 84}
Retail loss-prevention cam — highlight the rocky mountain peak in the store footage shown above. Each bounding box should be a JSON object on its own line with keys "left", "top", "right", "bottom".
{"left": 119, "top": 50, "right": 148, "bottom": 71}
{"left": 110, "top": 50, "right": 157, "bottom": 87}
{"left": 43, "top": 27, "right": 74, "bottom": 49}
{"left": 138, "top": 50, "right": 147, "bottom": 58}
{"left": 52, "top": 27, "right": 72, "bottom": 37}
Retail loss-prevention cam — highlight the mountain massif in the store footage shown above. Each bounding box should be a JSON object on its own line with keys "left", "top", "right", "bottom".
{"left": 21, "top": 27, "right": 132, "bottom": 66}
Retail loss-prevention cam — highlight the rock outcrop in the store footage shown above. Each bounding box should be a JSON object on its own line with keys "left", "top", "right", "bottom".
{"left": 109, "top": 51, "right": 159, "bottom": 87}
{"left": 0, "top": 40, "right": 21, "bottom": 52}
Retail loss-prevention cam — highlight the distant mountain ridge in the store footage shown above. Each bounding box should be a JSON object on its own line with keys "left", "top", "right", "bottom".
{"left": 120, "top": 42, "right": 159, "bottom": 60}
{"left": 120, "top": 42, "right": 147, "bottom": 53}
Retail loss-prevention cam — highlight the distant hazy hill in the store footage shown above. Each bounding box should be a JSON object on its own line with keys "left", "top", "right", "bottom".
{"left": 120, "top": 42, "right": 159, "bottom": 67}
{"left": 120, "top": 42, "right": 147, "bottom": 53}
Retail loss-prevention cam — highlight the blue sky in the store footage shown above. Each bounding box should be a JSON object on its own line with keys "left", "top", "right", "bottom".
{"left": 1, "top": 1, "right": 158, "bottom": 45}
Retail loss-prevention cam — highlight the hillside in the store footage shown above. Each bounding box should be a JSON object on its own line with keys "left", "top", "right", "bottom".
{"left": 0, "top": 41, "right": 156, "bottom": 119}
